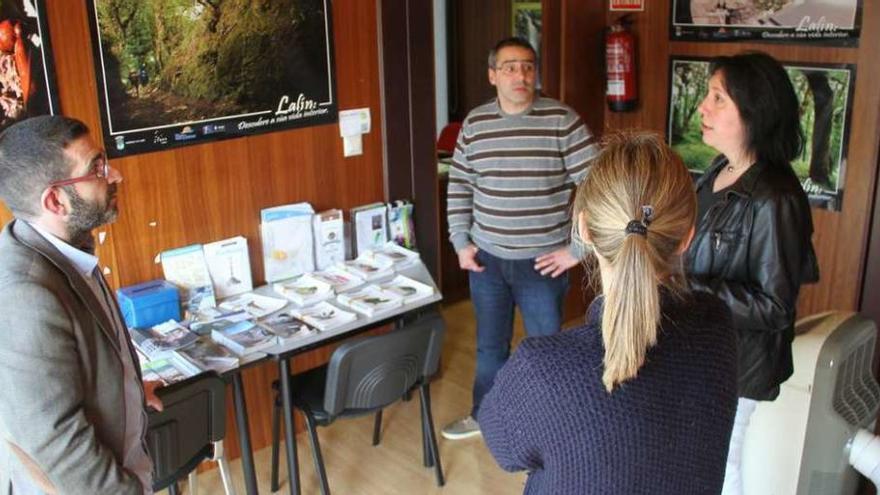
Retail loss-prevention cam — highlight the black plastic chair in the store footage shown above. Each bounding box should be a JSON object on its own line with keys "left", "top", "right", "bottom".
{"left": 146, "top": 371, "right": 234, "bottom": 495}
{"left": 270, "top": 311, "right": 446, "bottom": 495}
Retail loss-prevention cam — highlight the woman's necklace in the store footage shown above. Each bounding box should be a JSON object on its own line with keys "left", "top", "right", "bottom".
{"left": 725, "top": 161, "right": 749, "bottom": 174}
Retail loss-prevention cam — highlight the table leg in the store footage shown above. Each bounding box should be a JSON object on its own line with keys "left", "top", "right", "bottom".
{"left": 232, "top": 373, "right": 259, "bottom": 495}
{"left": 279, "top": 358, "right": 301, "bottom": 495}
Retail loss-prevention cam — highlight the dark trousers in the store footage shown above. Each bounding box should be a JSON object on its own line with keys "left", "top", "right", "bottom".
{"left": 469, "top": 249, "right": 568, "bottom": 417}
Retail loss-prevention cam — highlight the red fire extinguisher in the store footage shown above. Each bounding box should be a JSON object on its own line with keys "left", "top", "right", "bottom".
{"left": 606, "top": 15, "right": 637, "bottom": 112}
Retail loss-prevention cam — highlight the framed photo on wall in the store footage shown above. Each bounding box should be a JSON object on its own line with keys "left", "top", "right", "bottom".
{"left": 512, "top": 1, "right": 542, "bottom": 88}
{"left": 666, "top": 56, "right": 855, "bottom": 211}
{"left": 86, "top": 0, "right": 338, "bottom": 158}
{"left": 670, "top": 0, "right": 862, "bottom": 46}
{"left": 0, "top": 0, "right": 60, "bottom": 133}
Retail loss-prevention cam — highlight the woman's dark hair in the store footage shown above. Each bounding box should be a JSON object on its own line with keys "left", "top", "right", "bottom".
{"left": 709, "top": 51, "right": 804, "bottom": 167}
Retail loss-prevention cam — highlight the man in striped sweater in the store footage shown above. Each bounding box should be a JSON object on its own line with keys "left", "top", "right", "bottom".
{"left": 442, "top": 38, "right": 600, "bottom": 440}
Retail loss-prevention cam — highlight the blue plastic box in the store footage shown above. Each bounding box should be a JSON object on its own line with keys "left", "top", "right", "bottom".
{"left": 116, "top": 280, "right": 181, "bottom": 329}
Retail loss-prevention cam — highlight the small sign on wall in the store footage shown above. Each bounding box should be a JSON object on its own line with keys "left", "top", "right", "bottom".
{"left": 610, "top": 0, "right": 644, "bottom": 11}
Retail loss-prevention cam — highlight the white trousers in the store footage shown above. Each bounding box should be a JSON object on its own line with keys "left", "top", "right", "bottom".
{"left": 721, "top": 398, "right": 758, "bottom": 495}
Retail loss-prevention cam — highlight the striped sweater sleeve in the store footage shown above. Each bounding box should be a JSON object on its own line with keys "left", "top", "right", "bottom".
{"left": 560, "top": 114, "right": 600, "bottom": 186}
{"left": 447, "top": 127, "right": 475, "bottom": 253}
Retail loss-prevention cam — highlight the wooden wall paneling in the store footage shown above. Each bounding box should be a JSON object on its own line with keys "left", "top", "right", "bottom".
{"left": 601, "top": 0, "right": 880, "bottom": 318}
{"left": 406, "top": 1, "right": 442, "bottom": 283}
{"left": 450, "top": 0, "right": 511, "bottom": 122}
{"left": 541, "top": 0, "right": 562, "bottom": 99}
{"left": 559, "top": 0, "right": 605, "bottom": 136}
{"left": 378, "top": 0, "right": 441, "bottom": 282}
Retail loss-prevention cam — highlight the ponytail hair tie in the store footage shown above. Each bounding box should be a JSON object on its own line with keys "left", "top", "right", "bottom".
{"left": 625, "top": 220, "right": 647, "bottom": 237}
{"left": 624, "top": 205, "right": 654, "bottom": 237}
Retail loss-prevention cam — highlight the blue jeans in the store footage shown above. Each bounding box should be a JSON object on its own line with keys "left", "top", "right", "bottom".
{"left": 469, "top": 250, "right": 568, "bottom": 417}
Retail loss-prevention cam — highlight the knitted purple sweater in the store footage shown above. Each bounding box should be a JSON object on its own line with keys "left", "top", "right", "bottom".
{"left": 479, "top": 291, "right": 737, "bottom": 494}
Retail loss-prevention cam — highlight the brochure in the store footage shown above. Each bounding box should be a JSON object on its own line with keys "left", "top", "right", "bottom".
{"left": 203, "top": 236, "right": 253, "bottom": 299}
{"left": 312, "top": 265, "right": 365, "bottom": 293}
{"left": 129, "top": 320, "right": 198, "bottom": 359}
{"left": 161, "top": 244, "right": 217, "bottom": 316}
{"left": 379, "top": 275, "right": 435, "bottom": 304}
{"left": 218, "top": 292, "right": 288, "bottom": 319}
{"left": 351, "top": 202, "right": 388, "bottom": 257}
{"left": 290, "top": 301, "right": 358, "bottom": 331}
{"left": 336, "top": 284, "right": 403, "bottom": 317}
{"left": 174, "top": 337, "right": 240, "bottom": 374}
{"left": 313, "top": 209, "right": 345, "bottom": 270}
{"left": 273, "top": 273, "right": 334, "bottom": 306}
{"left": 341, "top": 255, "right": 394, "bottom": 281}
{"left": 210, "top": 320, "right": 277, "bottom": 356}
{"left": 257, "top": 310, "right": 317, "bottom": 342}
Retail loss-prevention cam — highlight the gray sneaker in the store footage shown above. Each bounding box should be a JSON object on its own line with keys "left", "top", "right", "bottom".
{"left": 441, "top": 415, "right": 481, "bottom": 440}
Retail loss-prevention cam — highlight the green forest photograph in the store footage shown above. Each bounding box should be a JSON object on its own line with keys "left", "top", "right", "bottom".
{"left": 88, "top": 0, "right": 336, "bottom": 156}
{"left": 667, "top": 57, "right": 853, "bottom": 211}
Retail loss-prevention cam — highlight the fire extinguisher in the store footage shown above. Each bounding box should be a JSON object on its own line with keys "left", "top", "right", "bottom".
{"left": 606, "top": 15, "right": 637, "bottom": 112}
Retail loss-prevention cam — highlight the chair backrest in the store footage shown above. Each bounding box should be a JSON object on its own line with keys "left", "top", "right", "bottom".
{"left": 436, "top": 122, "right": 462, "bottom": 156}
{"left": 146, "top": 372, "right": 226, "bottom": 490}
{"left": 323, "top": 311, "right": 446, "bottom": 417}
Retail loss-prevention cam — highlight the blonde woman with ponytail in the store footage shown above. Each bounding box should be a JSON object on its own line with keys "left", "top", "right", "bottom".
{"left": 479, "top": 133, "right": 738, "bottom": 495}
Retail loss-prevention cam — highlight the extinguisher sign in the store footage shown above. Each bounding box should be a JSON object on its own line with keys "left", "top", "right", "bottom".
{"left": 609, "top": 0, "right": 644, "bottom": 11}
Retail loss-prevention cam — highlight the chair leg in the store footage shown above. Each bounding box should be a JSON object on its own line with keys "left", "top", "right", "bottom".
{"left": 271, "top": 396, "right": 282, "bottom": 492}
{"left": 303, "top": 410, "right": 331, "bottom": 495}
{"left": 372, "top": 409, "right": 383, "bottom": 446}
{"left": 419, "top": 383, "right": 445, "bottom": 487}
{"left": 214, "top": 442, "right": 237, "bottom": 495}
{"left": 419, "top": 393, "right": 432, "bottom": 467}
{"left": 188, "top": 470, "right": 199, "bottom": 495}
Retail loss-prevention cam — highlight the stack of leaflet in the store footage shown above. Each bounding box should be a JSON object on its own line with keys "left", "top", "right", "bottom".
{"left": 218, "top": 291, "right": 287, "bottom": 318}
{"left": 188, "top": 309, "right": 251, "bottom": 336}
{"left": 210, "top": 319, "right": 278, "bottom": 356}
{"left": 387, "top": 200, "right": 416, "bottom": 249}
{"left": 261, "top": 202, "right": 315, "bottom": 283}
{"left": 313, "top": 209, "right": 345, "bottom": 270}
{"left": 312, "top": 265, "right": 365, "bottom": 293}
{"left": 373, "top": 242, "right": 420, "bottom": 269}
{"left": 379, "top": 274, "right": 435, "bottom": 304}
{"left": 142, "top": 358, "right": 195, "bottom": 384}
{"left": 129, "top": 320, "right": 199, "bottom": 360}
{"left": 273, "top": 274, "right": 334, "bottom": 306}
{"left": 341, "top": 254, "right": 394, "bottom": 281}
{"left": 337, "top": 285, "right": 403, "bottom": 317}
{"left": 351, "top": 202, "right": 388, "bottom": 257}
{"left": 257, "top": 310, "right": 317, "bottom": 343}
{"left": 173, "top": 337, "right": 240, "bottom": 374}
{"left": 290, "top": 301, "right": 357, "bottom": 331}
{"left": 161, "top": 245, "right": 218, "bottom": 317}
{"left": 203, "top": 236, "right": 253, "bottom": 299}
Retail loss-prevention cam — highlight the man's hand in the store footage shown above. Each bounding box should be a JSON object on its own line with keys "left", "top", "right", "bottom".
{"left": 535, "top": 247, "right": 579, "bottom": 278}
{"left": 143, "top": 380, "right": 164, "bottom": 412}
{"left": 457, "top": 244, "right": 485, "bottom": 272}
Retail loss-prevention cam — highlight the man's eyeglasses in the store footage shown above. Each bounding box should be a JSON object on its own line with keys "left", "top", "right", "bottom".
{"left": 48, "top": 155, "right": 110, "bottom": 187}
{"left": 493, "top": 61, "right": 536, "bottom": 76}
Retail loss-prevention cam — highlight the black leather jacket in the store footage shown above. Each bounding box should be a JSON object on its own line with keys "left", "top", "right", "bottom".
{"left": 685, "top": 156, "right": 819, "bottom": 401}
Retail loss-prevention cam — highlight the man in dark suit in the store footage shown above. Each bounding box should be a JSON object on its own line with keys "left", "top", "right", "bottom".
{"left": 0, "top": 116, "right": 162, "bottom": 494}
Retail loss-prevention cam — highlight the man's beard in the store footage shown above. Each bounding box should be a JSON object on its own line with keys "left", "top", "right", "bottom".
{"left": 64, "top": 184, "right": 118, "bottom": 251}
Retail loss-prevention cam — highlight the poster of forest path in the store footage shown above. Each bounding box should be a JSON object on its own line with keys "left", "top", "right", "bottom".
{"left": 112, "top": 84, "right": 242, "bottom": 131}
{"left": 89, "top": 0, "right": 336, "bottom": 156}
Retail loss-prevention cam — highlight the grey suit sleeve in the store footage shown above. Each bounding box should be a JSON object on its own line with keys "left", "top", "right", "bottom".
{"left": 0, "top": 282, "right": 143, "bottom": 495}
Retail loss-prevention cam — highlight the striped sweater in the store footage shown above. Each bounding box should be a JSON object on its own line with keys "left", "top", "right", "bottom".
{"left": 447, "top": 97, "right": 599, "bottom": 260}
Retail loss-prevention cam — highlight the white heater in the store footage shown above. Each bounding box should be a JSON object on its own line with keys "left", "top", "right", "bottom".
{"left": 741, "top": 311, "right": 880, "bottom": 495}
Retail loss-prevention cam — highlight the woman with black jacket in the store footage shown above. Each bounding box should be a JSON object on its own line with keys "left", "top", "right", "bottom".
{"left": 684, "top": 51, "right": 820, "bottom": 495}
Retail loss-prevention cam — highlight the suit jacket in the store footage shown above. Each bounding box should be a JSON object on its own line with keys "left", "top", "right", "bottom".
{"left": 0, "top": 220, "right": 146, "bottom": 495}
